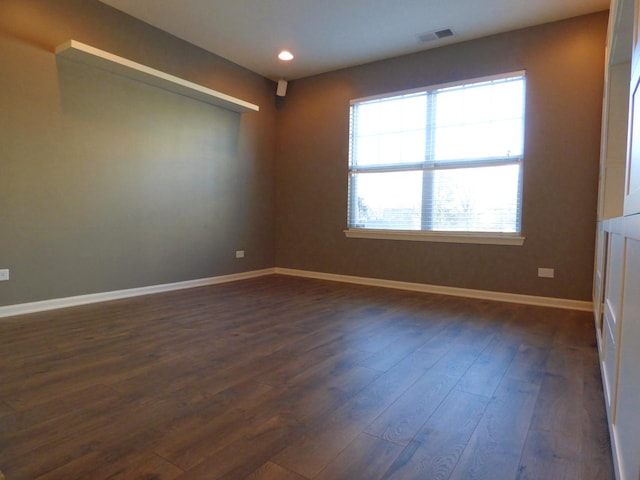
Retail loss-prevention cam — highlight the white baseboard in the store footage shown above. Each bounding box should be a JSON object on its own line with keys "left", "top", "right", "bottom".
{"left": 274, "top": 268, "right": 593, "bottom": 312}
{"left": 0, "top": 266, "right": 592, "bottom": 319}
{"left": 0, "top": 268, "right": 276, "bottom": 319}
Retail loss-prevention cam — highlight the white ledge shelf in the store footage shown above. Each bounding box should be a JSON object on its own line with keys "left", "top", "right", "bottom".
{"left": 55, "top": 40, "right": 259, "bottom": 113}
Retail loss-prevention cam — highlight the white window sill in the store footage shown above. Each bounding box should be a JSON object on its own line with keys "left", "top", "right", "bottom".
{"left": 344, "top": 229, "right": 525, "bottom": 246}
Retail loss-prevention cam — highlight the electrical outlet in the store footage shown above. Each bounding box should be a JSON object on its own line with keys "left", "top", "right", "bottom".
{"left": 235, "top": 250, "right": 245, "bottom": 259}
{"left": 538, "top": 267, "right": 554, "bottom": 278}
{"left": 0, "top": 269, "right": 9, "bottom": 281}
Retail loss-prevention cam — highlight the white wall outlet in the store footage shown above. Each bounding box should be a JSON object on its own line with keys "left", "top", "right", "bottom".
{"left": 0, "top": 269, "right": 9, "bottom": 281}
{"left": 538, "top": 267, "right": 555, "bottom": 278}
{"left": 235, "top": 250, "right": 245, "bottom": 259}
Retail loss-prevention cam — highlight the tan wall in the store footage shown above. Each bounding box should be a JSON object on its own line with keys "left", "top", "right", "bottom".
{"left": 0, "top": 0, "right": 276, "bottom": 306}
{"left": 0, "top": 3, "right": 607, "bottom": 307}
{"left": 274, "top": 12, "right": 608, "bottom": 301}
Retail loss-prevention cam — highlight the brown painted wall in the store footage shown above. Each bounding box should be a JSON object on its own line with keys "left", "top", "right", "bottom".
{"left": 0, "top": 0, "right": 276, "bottom": 305}
{"left": 274, "top": 12, "right": 607, "bottom": 301}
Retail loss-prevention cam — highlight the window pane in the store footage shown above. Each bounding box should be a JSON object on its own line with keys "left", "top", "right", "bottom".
{"left": 351, "top": 94, "right": 426, "bottom": 167}
{"left": 354, "top": 130, "right": 425, "bottom": 166}
{"left": 433, "top": 78, "right": 524, "bottom": 162}
{"left": 349, "top": 171, "right": 422, "bottom": 229}
{"left": 427, "top": 164, "right": 521, "bottom": 232}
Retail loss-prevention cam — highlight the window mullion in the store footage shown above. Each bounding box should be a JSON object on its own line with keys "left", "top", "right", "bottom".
{"left": 347, "top": 106, "right": 358, "bottom": 226}
{"left": 422, "top": 91, "right": 437, "bottom": 230}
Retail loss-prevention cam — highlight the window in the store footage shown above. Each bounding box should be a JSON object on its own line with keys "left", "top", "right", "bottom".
{"left": 346, "top": 71, "right": 526, "bottom": 245}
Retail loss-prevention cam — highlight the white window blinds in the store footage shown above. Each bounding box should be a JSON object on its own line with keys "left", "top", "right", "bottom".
{"left": 348, "top": 72, "right": 526, "bottom": 234}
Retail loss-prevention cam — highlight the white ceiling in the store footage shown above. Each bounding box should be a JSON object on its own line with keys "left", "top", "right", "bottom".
{"left": 99, "top": 0, "right": 610, "bottom": 81}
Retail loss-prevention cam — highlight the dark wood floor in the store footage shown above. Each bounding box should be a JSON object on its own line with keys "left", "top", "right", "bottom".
{"left": 0, "top": 275, "right": 614, "bottom": 480}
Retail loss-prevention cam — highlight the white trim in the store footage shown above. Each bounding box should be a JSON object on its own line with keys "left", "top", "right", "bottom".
{"left": 603, "top": 212, "right": 640, "bottom": 239}
{"left": 344, "top": 228, "right": 525, "bottom": 246}
{"left": 0, "top": 265, "right": 591, "bottom": 320}
{"left": 603, "top": 215, "right": 626, "bottom": 234}
{"left": 274, "top": 268, "right": 592, "bottom": 311}
{"left": 623, "top": 212, "right": 640, "bottom": 239}
{"left": 0, "top": 269, "right": 276, "bottom": 319}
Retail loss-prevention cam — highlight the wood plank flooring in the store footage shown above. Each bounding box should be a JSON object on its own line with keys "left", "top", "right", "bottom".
{"left": 0, "top": 275, "right": 614, "bottom": 479}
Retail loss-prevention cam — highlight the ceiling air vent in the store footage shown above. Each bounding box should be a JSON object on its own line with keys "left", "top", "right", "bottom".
{"left": 435, "top": 28, "right": 454, "bottom": 39}
{"left": 418, "top": 28, "right": 455, "bottom": 43}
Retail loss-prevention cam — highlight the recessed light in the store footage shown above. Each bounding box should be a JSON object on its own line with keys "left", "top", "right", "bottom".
{"left": 278, "top": 50, "right": 294, "bottom": 61}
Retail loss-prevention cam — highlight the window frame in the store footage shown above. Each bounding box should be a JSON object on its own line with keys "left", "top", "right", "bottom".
{"left": 344, "top": 71, "right": 526, "bottom": 246}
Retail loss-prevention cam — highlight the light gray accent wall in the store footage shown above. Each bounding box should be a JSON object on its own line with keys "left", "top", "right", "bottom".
{"left": 0, "top": 0, "right": 276, "bottom": 305}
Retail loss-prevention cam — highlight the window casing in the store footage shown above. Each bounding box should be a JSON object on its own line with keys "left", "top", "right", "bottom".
{"left": 346, "top": 72, "right": 526, "bottom": 245}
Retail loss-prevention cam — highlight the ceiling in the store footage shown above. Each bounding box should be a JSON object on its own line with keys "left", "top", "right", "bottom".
{"left": 99, "top": 0, "right": 610, "bottom": 81}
